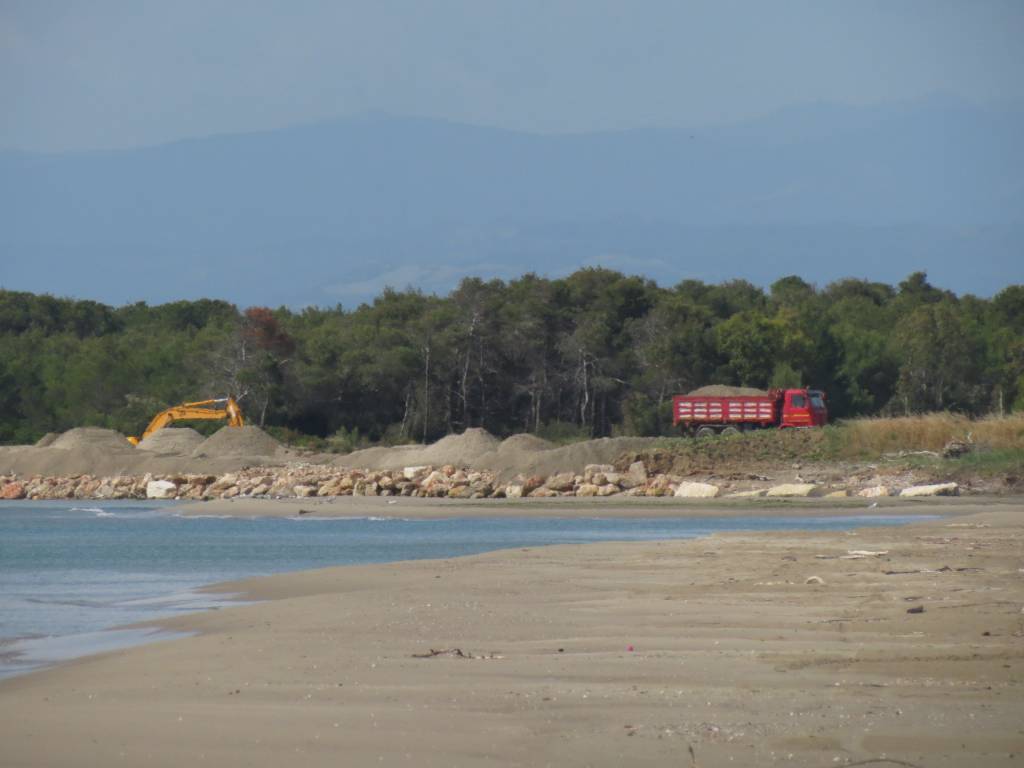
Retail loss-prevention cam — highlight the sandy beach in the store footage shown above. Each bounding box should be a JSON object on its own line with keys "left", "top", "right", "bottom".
{"left": 1, "top": 497, "right": 1021, "bottom": 767}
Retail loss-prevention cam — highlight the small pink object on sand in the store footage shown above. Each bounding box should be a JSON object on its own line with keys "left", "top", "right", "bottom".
{"left": 627, "top": 645, "right": 635, "bottom": 652}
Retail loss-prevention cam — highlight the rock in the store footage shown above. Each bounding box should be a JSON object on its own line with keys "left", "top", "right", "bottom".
{"left": 522, "top": 475, "right": 545, "bottom": 495}
{"left": 0, "top": 481, "right": 27, "bottom": 500}
{"left": 528, "top": 486, "right": 559, "bottom": 498}
{"left": 805, "top": 576, "right": 826, "bottom": 585}
{"left": 942, "top": 439, "right": 972, "bottom": 459}
{"left": 220, "top": 486, "right": 240, "bottom": 499}
{"left": 293, "top": 484, "right": 317, "bottom": 498}
{"left": 621, "top": 461, "right": 648, "bottom": 489}
{"left": 857, "top": 485, "right": 891, "bottom": 498}
{"left": 596, "top": 484, "right": 620, "bottom": 497}
{"left": 209, "top": 474, "right": 238, "bottom": 492}
{"left": 544, "top": 472, "right": 576, "bottom": 492}
{"left": 575, "top": 483, "right": 600, "bottom": 497}
{"left": 403, "top": 466, "right": 431, "bottom": 481}
{"left": 725, "top": 489, "right": 767, "bottom": 498}
{"left": 583, "top": 464, "right": 615, "bottom": 483}
{"left": 446, "top": 485, "right": 473, "bottom": 499}
{"left": 765, "top": 483, "right": 819, "bottom": 498}
{"left": 823, "top": 490, "right": 850, "bottom": 498}
{"left": 505, "top": 483, "right": 525, "bottom": 499}
{"left": 899, "top": 482, "right": 959, "bottom": 497}
{"left": 145, "top": 480, "right": 177, "bottom": 499}
{"left": 673, "top": 481, "right": 720, "bottom": 499}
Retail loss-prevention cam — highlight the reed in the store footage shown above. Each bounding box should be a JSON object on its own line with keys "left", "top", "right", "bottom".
{"left": 834, "top": 413, "right": 1024, "bottom": 457}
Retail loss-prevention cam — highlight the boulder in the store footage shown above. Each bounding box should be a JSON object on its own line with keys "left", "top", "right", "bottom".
{"left": 146, "top": 480, "right": 177, "bottom": 499}
{"left": 403, "top": 466, "right": 431, "bottom": 481}
{"left": 596, "top": 483, "right": 620, "bottom": 497}
{"left": 293, "top": 484, "right": 317, "bottom": 498}
{"left": 725, "top": 489, "right": 767, "bottom": 498}
{"left": 673, "top": 481, "right": 720, "bottom": 499}
{"left": 899, "top": 482, "right": 959, "bottom": 497}
{"left": 765, "top": 483, "right": 819, "bottom": 498}
{"left": 544, "top": 472, "right": 576, "bottom": 492}
{"left": 621, "top": 461, "right": 648, "bottom": 489}
{"left": 528, "top": 486, "right": 559, "bottom": 498}
{"left": 0, "top": 482, "right": 27, "bottom": 500}
{"left": 583, "top": 464, "right": 615, "bottom": 483}
{"left": 505, "top": 483, "right": 525, "bottom": 499}
{"left": 575, "top": 483, "right": 600, "bottom": 497}
{"left": 446, "top": 485, "right": 473, "bottom": 499}
{"left": 857, "top": 485, "right": 891, "bottom": 498}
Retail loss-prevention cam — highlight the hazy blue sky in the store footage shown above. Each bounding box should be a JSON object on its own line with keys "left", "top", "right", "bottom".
{"left": 2, "top": 0, "right": 1022, "bottom": 152}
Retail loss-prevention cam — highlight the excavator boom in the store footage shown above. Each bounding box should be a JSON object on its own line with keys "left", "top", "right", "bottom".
{"left": 128, "top": 397, "right": 245, "bottom": 445}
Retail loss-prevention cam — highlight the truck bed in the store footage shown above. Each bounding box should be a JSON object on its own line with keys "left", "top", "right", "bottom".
{"left": 673, "top": 395, "right": 778, "bottom": 426}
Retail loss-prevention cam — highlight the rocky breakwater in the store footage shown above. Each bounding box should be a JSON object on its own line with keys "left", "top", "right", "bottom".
{"left": 0, "top": 461, "right": 962, "bottom": 502}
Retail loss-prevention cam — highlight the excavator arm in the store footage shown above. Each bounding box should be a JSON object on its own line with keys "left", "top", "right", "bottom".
{"left": 128, "top": 397, "right": 244, "bottom": 445}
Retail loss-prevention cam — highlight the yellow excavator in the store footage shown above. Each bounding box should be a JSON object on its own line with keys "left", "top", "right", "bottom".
{"left": 127, "top": 397, "right": 245, "bottom": 446}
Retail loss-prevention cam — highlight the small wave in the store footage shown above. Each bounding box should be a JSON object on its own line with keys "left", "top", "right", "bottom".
{"left": 95, "top": 511, "right": 117, "bottom": 518}
{"left": 68, "top": 507, "right": 105, "bottom": 514}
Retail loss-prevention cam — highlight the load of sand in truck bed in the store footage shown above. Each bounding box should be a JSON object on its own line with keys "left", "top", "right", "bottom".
{"left": 687, "top": 385, "right": 769, "bottom": 397}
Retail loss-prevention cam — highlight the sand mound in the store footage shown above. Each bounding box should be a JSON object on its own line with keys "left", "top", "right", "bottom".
{"left": 34, "top": 432, "right": 59, "bottom": 448}
{"left": 137, "top": 427, "right": 205, "bottom": 454}
{"left": 688, "top": 385, "right": 769, "bottom": 397}
{"left": 52, "top": 427, "right": 132, "bottom": 451}
{"left": 335, "top": 429, "right": 503, "bottom": 471}
{"left": 192, "top": 426, "right": 282, "bottom": 458}
{"left": 415, "top": 428, "right": 501, "bottom": 467}
{"left": 497, "top": 434, "right": 554, "bottom": 453}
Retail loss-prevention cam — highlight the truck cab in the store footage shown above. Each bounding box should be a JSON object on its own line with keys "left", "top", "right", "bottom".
{"left": 780, "top": 389, "right": 828, "bottom": 428}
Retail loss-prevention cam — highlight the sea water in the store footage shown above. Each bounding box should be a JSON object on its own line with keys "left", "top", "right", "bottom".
{"left": 0, "top": 500, "right": 931, "bottom": 677}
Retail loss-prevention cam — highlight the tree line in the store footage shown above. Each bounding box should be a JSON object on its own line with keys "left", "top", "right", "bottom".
{"left": 0, "top": 270, "right": 1022, "bottom": 446}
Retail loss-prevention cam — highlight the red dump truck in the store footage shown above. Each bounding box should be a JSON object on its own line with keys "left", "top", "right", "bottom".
{"left": 672, "top": 388, "right": 828, "bottom": 437}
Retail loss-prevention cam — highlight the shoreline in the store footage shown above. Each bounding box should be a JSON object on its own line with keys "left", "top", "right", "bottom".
{"left": 1, "top": 498, "right": 1021, "bottom": 766}
{"left": 175, "top": 493, "right": 985, "bottom": 519}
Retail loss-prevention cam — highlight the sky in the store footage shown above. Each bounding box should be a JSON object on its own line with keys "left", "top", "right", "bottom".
{"left": 2, "top": 0, "right": 1023, "bottom": 152}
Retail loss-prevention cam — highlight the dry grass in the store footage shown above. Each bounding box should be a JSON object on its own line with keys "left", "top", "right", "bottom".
{"left": 835, "top": 413, "right": 1024, "bottom": 456}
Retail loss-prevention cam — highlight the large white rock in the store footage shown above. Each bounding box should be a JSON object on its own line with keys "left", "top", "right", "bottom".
{"left": 673, "top": 481, "right": 720, "bottom": 498}
{"left": 725, "top": 489, "right": 767, "bottom": 498}
{"left": 899, "top": 482, "right": 959, "bottom": 497}
{"left": 857, "top": 485, "right": 892, "bottom": 498}
{"left": 403, "top": 466, "right": 431, "bottom": 480}
{"left": 146, "top": 480, "right": 177, "bottom": 499}
{"left": 765, "top": 483, "right": 819, "bottom": 498}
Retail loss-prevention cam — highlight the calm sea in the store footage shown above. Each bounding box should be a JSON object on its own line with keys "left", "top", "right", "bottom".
{"left": 0, "top": 500, "right": 930, "bottom": 677}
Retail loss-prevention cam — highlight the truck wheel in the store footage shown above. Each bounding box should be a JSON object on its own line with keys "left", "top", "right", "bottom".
{"left": 696, "top": 426, "right": 716, "bottom": 439}
{"left": 722, "top": 426, "right": 741, "bottom": 437}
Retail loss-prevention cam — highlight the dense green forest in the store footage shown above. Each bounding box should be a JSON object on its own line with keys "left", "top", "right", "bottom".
{"left": 1, "top": 270, "right": 1022, "bottom": 446}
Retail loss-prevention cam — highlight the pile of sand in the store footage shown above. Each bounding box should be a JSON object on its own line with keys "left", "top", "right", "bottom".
{"left": 192, "top": 426, "right": 282, "bottom": 458}
{"left": 34, "top": 433, "right": 59, "bottom": 448}
{"left": 335, "top": 428, "right": 657, "bottom": 479}
{"left": 51, "top": 427, "right": 133, "bottom": 452}
{"left": 479, "top": 436, "right": 657, "bottom": 480}
{"left": 336, "top": 428, "right": 501, "bottom": 471}
{"left": 496, "top": 434, "right": 553, "bottom": 453}
{"left": 415, "top": 428, "right": 502, "bottom": 467}
{"left": 136, "top": 427, "right": 205, "bottom": 454}
{"left": 688, "top": 385, "right": 769, "bottom": 397}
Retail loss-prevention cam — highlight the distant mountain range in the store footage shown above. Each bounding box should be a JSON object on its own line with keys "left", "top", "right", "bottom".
{"left": 2, "top": 98, "right": 1022, "bottom": 307}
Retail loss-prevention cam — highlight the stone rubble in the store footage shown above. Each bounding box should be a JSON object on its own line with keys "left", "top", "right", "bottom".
{"left": 0, "top": 465, "right": 961, "bottom": 503}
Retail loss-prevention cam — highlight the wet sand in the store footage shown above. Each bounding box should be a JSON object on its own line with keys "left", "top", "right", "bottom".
{"left": 1, "top": 498, "right": 1021, "bottom": 767}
